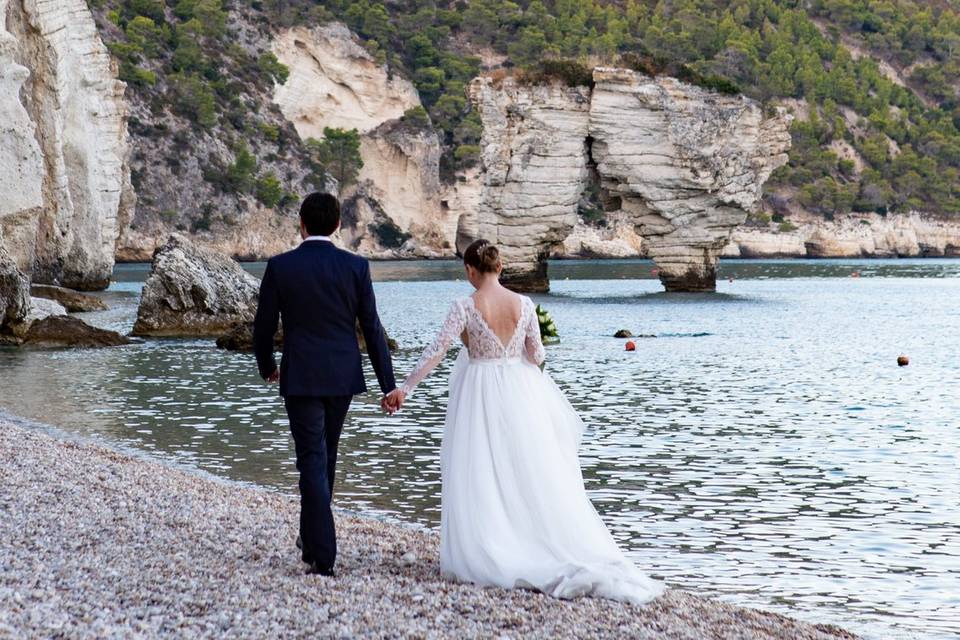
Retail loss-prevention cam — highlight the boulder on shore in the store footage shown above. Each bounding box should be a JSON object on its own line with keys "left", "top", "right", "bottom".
{"left": 132, "top": 235, "right": 259, "bottom": 337}
{"left": 30, "top": 284, "right": 108, "bottom": 312}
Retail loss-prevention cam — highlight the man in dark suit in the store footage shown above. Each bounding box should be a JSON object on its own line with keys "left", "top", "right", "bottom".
{"left": 253, "top": 192, "right": 396, "bottom": 576}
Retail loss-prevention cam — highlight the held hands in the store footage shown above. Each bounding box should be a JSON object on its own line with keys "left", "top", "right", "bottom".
{"left": 381, "top": 389, "right": 406, "bottom": 415}
{"left": 266, "top": 368, "right": 280, "bottom": 383}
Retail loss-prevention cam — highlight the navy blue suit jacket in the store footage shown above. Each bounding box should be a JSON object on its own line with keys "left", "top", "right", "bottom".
{"left": 253, "top": 240, "right": 396, "bottom": 397}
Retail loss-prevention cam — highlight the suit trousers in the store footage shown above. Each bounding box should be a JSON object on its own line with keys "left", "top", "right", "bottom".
{"left": 284, "top": 395, "right": 352, "bottom": 570}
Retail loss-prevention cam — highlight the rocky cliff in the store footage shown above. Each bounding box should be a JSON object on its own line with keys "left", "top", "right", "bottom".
{"left": 724, "top": 212, "right": 960, "bottom": 259}
{"left": 0, "top": 0, "right": 133, "bottom": 290}
{"left": 272, "top": 24, "right": 419, "bottom": 136}
{"left": 470, "top": 69, "right": 792, "bottom": 291}
{"left": 271, "top": 23, "right": 463, "bottom": 258}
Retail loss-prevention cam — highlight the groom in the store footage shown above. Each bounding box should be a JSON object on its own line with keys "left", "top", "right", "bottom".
{"left": 253, "top": 192, "right": 396, "bottom": 576}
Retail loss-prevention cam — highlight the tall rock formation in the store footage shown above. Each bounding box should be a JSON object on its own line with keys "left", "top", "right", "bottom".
{"left": 468, "top": 81, "right": 591, "bottom": 290}
{"left": 1, "top": 0, "right": 133, "bottom": 290}
{"left": 470, "top": 69, "right": 792, "bottom": 291}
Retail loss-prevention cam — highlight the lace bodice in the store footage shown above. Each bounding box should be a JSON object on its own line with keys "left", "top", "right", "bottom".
{"left": 399, "top": 295, "right": 545, "bottom": 395}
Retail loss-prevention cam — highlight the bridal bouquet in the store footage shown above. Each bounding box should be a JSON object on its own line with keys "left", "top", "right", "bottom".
{"left": 536, "top": 304, "right": 560, "bottom": 344}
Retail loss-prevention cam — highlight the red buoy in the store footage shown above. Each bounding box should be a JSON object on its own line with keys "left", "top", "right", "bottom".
{"left": 625, "top": 341, "right": 636, "bottom": 351}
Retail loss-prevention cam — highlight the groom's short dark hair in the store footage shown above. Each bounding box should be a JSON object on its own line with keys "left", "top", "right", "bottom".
{"left": 300, "top": 193, "right": 340, "bottom": 236}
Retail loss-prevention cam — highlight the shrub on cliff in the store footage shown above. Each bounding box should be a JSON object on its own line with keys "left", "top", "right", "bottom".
{"left": 676, "top": 65, "right": 741, "bottom": 95}
{"left": 518, "top": 59, "right": 594, "bottom": 88}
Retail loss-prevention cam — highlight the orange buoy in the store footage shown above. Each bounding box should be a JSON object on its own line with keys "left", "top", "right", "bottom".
{"left": 651, "top": 268, "right": 659, "bottom": 276}
{"left": 625, "top": 341, "right": 636, "bottom": 351}
{"left": 851, "top": 271, "right": 860, "bottom": 278}
{"left": 897, "top": 355, "right": 909, "bottom": 367}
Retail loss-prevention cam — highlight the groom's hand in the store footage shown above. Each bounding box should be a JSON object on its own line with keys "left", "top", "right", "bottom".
{"left": 381, "top": 389, "right": 406, "bottom": 414}
{"left": 380, "top": 395, "right": 394, "bottom": 414}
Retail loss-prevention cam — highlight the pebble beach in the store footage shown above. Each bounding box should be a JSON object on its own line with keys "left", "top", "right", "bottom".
{"left": 0, "top": 418, "right": 860, "bottom": 639}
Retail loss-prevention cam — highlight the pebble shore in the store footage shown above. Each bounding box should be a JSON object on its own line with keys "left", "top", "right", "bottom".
{"left": 0, "top": 419, "right": 860, "bottom": 639}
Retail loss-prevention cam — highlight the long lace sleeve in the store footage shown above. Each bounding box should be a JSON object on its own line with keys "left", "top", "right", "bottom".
{"left": 399, "top": 300, "right": 467, "bottom": 395}
{"left": 523, "top": 298, "right": 546, "bottom": 366}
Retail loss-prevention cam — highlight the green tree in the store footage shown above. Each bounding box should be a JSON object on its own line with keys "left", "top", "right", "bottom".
{"left": 256, "top": 172, "right": 284, "bottom": 207}
{"left": 310, "top": 128, "right": 364, "bottom": 188}
{"left": 129, "top": 0, "right": 166, "bottom": 24}
{"left": 125, "top": 16, "right": 163, "bottom": 57}
{"left": 225, "top": 144, "right": 257, "bottom": 192}
{"left": 414, "top": 67, "right": 445, "bottom": 105}
{"left": 171, "top": 19, "right": 206, "bottom": 71}
{"left": 257, "top": 52, "right": 290, "bottom": 84}
{"left": 508, "top": 26, "right": 550, "bottom": 67}
{"left": 361, "top": 3, "right": 394, "bottom": 45}
{"left": 170, "top": 73, "right": 217, "bottom": 127}
{"left": 194, "top": 0, "right": 227, "bottom": 37}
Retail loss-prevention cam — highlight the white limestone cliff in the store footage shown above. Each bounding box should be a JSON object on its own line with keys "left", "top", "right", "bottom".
{"left": 272, "top": 24, "right": 419, "bottom": 137}
{"left": 271, "top": 23, "right": 462, "bottom": 257}
{"left": 724, "top": 212, "right": 960, "bottom": 258}
{"left": 1, "top": 0, "right": 133, "bottom": 290}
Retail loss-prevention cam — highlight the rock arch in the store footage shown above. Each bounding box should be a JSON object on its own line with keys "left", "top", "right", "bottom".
{"left": 468, "top": 69, "right": 792, "bottom": 292}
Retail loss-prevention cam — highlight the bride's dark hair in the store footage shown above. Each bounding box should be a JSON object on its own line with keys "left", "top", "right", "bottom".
{"left": 463, "top": 239, "right": 502, "bottom": 273}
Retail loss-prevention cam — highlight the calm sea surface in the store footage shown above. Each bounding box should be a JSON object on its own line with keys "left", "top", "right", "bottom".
{"left": 1, "top": 258, "right": 958, "bottom": 639}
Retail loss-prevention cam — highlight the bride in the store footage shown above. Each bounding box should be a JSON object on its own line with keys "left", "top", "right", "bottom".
{"left": 384, "top": 239, "right": 664, "bottom": 605}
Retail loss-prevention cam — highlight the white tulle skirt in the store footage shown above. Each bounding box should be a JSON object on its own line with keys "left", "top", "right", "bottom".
{"left": 439, "top": 351, "right": 664, "bottom": 605}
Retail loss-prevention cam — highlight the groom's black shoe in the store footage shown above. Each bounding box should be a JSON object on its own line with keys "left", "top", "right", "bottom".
{"left": 305, "top": 561, "right": 335, "bottom": 577}
{"left": 296, "top": 535, "right": 315, "bottom": 565}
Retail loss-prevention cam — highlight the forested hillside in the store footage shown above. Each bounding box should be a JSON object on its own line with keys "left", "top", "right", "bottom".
{"left": 94, "top": 0, "right": 960, "bottom": 233}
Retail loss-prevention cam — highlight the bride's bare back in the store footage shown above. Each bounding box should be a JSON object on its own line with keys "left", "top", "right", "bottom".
{"left": 469, "top": 288, "right": 523, "bottom": 348}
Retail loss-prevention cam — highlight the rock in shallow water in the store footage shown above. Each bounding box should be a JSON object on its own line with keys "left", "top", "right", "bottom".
{"left": 15, "top": 297, "right": 68, "bottom": 337}
{"left": 20, "top": 316, "right": 130, "bottom": 348}
{"left": 30, "top": 284, "right": 108, "bottom": 313}
{"left": 132, "top": 235, "right": 259, "bottom": 337}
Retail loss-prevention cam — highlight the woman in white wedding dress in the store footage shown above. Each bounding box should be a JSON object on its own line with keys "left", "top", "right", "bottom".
{"left": 384, "top": 240, "right": 664, "bottom": 605}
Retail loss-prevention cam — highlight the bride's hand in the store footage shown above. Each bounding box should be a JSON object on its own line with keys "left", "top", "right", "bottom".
{"left": 382, "top": 389, "right": 406, "bottom": 414}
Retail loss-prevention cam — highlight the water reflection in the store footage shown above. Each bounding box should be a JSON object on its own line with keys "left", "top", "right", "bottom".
{"left": 1, "top": 259, "right": 959, "bottom": 639}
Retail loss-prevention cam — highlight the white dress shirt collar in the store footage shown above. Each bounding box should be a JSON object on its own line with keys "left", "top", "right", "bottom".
{"left": 302, "top": 235, "right": 333, "bottom": 243}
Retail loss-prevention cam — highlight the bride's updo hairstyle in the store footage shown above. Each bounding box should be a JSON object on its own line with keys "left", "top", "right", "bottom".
{"left": 463, "top": 239, "right": 502, "bottom": 273}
